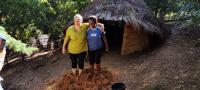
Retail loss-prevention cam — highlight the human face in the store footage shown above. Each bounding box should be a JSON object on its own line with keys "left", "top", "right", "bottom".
{"left": 89, "top": 20, "right": 96, "bottom": 28}
{"left": 74, "top": 17, "right": 81, "bottom": 27}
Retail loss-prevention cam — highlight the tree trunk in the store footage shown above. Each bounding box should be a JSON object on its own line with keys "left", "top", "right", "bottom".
{"left": 35, "top": 36, "right": 44, "bottom": 51}
{"left": 159, "top": 9, "right": 165, "bottom": 22}
{"left": 47, "top": 36, "right": 53, "bottom": 51}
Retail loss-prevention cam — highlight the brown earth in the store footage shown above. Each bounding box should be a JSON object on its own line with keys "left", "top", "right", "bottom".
{"left": 1, "top": 26, "right": 200, "bottom": 90}
{"left": 46, "top": 69, "right": 117, "bottom": 90}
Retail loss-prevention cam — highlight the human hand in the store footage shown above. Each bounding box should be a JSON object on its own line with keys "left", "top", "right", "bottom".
{"left": 62, "top": 47, "right": 66, "bottom": 54}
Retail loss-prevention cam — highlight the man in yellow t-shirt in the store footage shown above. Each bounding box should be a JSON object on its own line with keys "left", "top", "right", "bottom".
{"left": 62, "top": 14, "right": 104, "bottom": 75}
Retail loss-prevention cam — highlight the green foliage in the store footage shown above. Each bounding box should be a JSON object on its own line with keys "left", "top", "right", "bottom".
{"left": 0, "top": 0, "right": 90, "bottom": 43}
{"left": 24, "top": 23, "right": 43, "bottom": 41}
{"left": 0, "top": 26, "right": 38, "bottom": 56}
{"left": 178, "top": 0, "right": 200, "bottom": 27}
{"left": 145, "top": 0, "right": 200, "bottom": 27}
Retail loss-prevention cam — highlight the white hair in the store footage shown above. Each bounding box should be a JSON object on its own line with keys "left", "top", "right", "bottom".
{"left": 74, "top": 14, "right": 83, "bottom": 23}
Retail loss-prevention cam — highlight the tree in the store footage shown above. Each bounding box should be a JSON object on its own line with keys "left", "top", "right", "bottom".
{"left": 0, "top": 0, "right": 90, "bottom": 50}
{"left": 145, "top": 0, "right": 200, "bottom": 27}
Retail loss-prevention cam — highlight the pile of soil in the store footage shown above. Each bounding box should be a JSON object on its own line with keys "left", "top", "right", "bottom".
{"left": 46, "top": 69, "right": 117, "bottom": 90}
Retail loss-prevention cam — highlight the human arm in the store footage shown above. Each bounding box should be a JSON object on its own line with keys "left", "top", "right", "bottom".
{"left": 84, "top": 22, "right": 104, "bottom": 30}
{"left": 97, "top": 23, "right": 104, "bottom": 31}
{"left": 62, "top": 29, "right": 70, "bottom": 54}
{"left": 103, "top": 35, "right": 109, "bottom": 52}
{"left": 100, "top": 29, "right": 109, "bottom": 52}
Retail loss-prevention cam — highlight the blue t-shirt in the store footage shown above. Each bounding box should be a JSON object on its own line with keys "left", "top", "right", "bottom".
{"left": 87, "top": 26, "right": 104, "bottom": 51}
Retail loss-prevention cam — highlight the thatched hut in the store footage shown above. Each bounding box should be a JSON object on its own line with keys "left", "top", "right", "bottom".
{"left": 66, "top": 0, "right": 168, "bottom": 55}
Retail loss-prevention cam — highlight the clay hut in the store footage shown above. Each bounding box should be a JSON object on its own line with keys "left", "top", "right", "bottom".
{"left": 66, "top": 0, "right": 168, "bottom": 55}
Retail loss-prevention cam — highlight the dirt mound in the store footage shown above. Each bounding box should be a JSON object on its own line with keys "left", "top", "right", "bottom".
{"left": 46, "top": 69, "right": 117, "bottom": 90}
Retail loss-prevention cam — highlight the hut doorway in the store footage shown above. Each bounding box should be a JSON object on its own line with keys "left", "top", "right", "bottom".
{"left": 100, "top": 20, "right": 125, "bottom": 53}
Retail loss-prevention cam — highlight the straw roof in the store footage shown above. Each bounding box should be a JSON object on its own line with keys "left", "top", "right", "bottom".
{"left": 80, "top": 0, "right": 167, "bottom": 35}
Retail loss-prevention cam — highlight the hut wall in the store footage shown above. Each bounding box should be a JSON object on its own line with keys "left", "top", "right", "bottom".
{"left": 121, "top": 24, "right": 149, "bottom": 55}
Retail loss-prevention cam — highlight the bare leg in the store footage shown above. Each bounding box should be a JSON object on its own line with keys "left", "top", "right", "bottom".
{"left": 72, "top": 68, "right": 77, "bottom": 75}
{"left": 95, "top": 64, "right": 100, "bottom": 72}
{"left": 78, "top": 69, "right": 82, "bottom": 76}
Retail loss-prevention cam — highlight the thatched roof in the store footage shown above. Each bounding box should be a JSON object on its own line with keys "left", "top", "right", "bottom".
{"left": 80, "top": 0, "right": 167, "bottom": 35}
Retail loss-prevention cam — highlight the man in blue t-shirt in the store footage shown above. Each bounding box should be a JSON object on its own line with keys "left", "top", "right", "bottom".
{"left": 87, "top": 15, "right": 109, "bottom": 72}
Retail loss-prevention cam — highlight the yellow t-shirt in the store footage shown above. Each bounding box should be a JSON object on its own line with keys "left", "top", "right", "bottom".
{"left": 64, "top": 23, "right": 89, "bottom": 54}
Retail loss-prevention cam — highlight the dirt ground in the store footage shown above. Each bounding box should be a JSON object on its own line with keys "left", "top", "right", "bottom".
{"left": 1, "top": 26, "right": 200, "bottom": 90}
{"left": 46, "top": 68, "right": 117, "bottom": 90}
